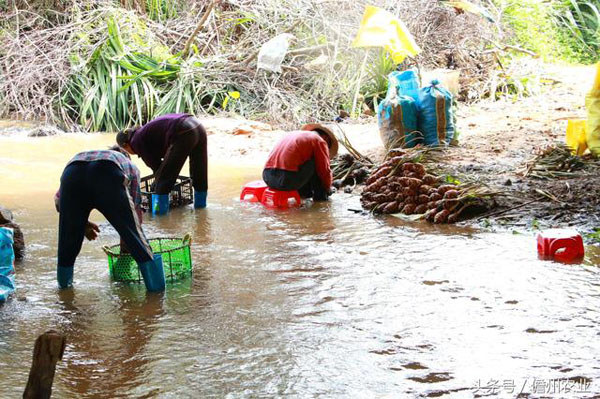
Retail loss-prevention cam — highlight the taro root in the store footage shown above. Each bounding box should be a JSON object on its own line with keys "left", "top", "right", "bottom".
{"left": 366, "top": 166, "right": 392, "bottom": 185}
{"left": 396, "top": 202, "right": 405, "bottom": 211}
{"left": 395, "top": 193, "right": 404, "bottom": 202}
{"left": 373, "top": 194, "right": 388, "bottom": 203}
{"left": 422, "top": 174, "right": 437, "bottom": 185}
{"left": 437, "top": 185, "right": 456, "bottom": 195}
{"left": 443, "top": 190, "right": 459, "bottom": 199}
{"left": 383, "top": 201, "right": 399, "bottom": 214}
{"left": 434, "top": 209, "right": 450, "bottom": 224}
{"left": 443, "top": 199, "right": 460, "bottom": 210}
{"left": 363, "top": 201, "right": 377, "bottom": 210}
{"left": 425, "top": 208, "right": 437, "bottom": 222}
{"left": 427, "top": 201, "right": 437, "bottom": 210}
{"left": 435, "top": 200, "right": 445, "bottom": 211}
{"left": 404, "top": 196, "right": 416, "bottom": 204}
{"left": 389, "top": 182, "right": 403, "bottom": 191}
{"left": 388, "top": 149, "right": 406, "bottom": 158}
{"left": 419, "top": 185, "right": 432, "bottom": 194}
{"left": 402, "top": 170, "right": 414, "bottom": 177}
{"left": 447, "top": 212, "right": 460, "bottom": 223}
{"left": 414, "top": 204, "right": 428, "bottom": 214}
{"left": 366, "top": 175, "right": 377, "bottom": 185}
{"left": 361, "top": 192, "right": 374, "bottom": 201}
{"left": 406, "top": 178, "right": 422, "bottom": 189}
{"left": 402, "top": 162, "right": 416, "bottom": 171}
{"left": 402, "top": 203, "right": 416, "bottom": 215}
{"left": 417, "top": 194, "right": 430, "bottom": 204}
{"left": 365, "top": 182, "right": 381, "bottom": 193}
{"left": 398, "top": 177, "right": 410, "bottom": 186}
{"left": 373, "top": 203, "right": 386, "bottom": 214}
{"left": 429, "top": 192, "right": 442, "bottom": 202}
{"left": 413, "top": 163, "right": 426, "bottom": 176}
{"left": 386, "top": 192, "right": 397, "bottom": 202}
{"left": 402, "top": 187, "right": 417, "bottom": 197}
{"left": 388, "top": 156, "right": 405, "bottom": 166}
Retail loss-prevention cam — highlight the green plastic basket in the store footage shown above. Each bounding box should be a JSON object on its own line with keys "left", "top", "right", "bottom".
{"left": 103, "top": 234, "right": 193, "bottom": 283}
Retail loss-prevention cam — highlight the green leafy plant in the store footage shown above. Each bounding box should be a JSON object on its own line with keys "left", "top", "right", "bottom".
{"left": 553, "top": 0, "right": 600, "bottom": 62}
{"left": 361, "top": 50, "right": 397, "bottom": 110}
{"left": 583, "top": 228, "right": 600, "bottom": 243}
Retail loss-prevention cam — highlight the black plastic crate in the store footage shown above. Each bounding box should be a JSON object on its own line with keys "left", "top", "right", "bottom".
{"left": 140, "top": 175, "right": 193, "bottom": 212}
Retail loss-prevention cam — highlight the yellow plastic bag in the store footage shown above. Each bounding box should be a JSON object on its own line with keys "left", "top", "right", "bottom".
{"left": 566, "top": 119, "right": 588, "bottom": 155}
{"left": 351, "top": 5, "right": 421, "bottom": 64}
{"left": 586, "top": 63, "right": 600, "bottom": 156}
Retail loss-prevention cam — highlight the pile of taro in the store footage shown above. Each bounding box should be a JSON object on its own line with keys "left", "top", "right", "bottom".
{"left": 360, "top": 155, "right": 465, "bottom": 224}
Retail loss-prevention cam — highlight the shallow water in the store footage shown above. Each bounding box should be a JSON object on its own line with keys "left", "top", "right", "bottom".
{"left": 1, "top": 133, "right": 599, "bottom": 398}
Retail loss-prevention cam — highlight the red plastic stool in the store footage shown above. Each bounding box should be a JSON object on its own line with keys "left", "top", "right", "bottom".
{"left": 240, "top": 180, "right": 268, "bottom": 202}
{"left": 260, "top": 188, "right": 302, "bottom": 209}
{"left": 537, "top": 229, "right": 584, "bottom": 263}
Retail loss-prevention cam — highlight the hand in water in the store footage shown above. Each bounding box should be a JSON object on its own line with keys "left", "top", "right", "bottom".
{"left": 84, "top": 221, "right": 100, "bottom": 241}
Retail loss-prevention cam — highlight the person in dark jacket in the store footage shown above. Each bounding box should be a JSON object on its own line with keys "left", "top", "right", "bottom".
{"left": 263, "top": 124, "right": 338, "bottom": 201}
{"left": 116, "top": 113, "right": 208, "bottom": 214}
{"left": 55, "top": 146, "right": 164, "bottom": 291}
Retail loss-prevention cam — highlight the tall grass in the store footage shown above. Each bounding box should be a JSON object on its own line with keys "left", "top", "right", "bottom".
{"left": 119, "top": 0, "right": 179, "bottom": 21}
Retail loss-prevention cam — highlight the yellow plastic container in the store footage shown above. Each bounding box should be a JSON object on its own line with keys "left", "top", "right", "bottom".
{"left": 586, "top": 63, "right": 600, "bottom": 156}
{"left": 566, "top": 119, "right": 588, "bottom": 155}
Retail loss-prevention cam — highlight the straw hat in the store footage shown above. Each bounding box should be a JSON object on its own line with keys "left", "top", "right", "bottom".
{"left": 301, "top": 123, "right": 339, "bottom": 158}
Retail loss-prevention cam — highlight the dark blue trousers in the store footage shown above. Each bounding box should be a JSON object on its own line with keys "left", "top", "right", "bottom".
{"left": 262, "top": 158, "right": 328, "bottom": 201}
{"left": 58, "top": 160, "right": 153, "bottom": 268}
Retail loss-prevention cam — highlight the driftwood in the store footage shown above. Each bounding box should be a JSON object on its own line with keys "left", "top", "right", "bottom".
{"left": 23, "top": 330, "right": 66, "bottom": 399}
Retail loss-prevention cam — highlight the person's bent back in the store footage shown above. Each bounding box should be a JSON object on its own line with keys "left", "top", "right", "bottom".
{"left": 263, "top": 124, "right": 338, "bottom": 201}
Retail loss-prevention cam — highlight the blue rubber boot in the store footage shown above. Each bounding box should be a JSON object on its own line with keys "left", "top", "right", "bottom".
{"left": 57, "top": 266, "right": 73, "bottom": 289}
{"left": 151, "top": 194, "right": 169, "bottom": 215}
{"left": 138, "top": 254, "right": 166, "bottom": 292}
{"left": 194, "top": 190, "right": 207, "bottom": 209}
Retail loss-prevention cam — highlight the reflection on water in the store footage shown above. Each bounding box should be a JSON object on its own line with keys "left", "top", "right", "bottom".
{"left": 1, "top": 133, "right": 599, "bottom": 398}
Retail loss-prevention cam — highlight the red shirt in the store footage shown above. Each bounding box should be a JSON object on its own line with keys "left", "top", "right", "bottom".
{"left": 264, "top": 131, "right": 332, "bottom": 188}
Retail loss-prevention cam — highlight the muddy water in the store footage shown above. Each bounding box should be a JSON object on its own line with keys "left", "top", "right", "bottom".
{"left": 1, "top": 132, "right": 600, "bottom": 398}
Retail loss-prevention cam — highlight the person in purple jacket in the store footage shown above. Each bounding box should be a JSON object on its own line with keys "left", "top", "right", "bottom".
{"left": 116, "top": 114, "right": 208, "bottom": 214}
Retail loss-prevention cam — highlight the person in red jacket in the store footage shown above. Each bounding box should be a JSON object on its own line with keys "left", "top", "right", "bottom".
{"left": 263, "top": 124, "right": 338, "bottom": 201}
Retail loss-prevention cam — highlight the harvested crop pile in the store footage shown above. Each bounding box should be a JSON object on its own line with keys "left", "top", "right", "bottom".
{"left": 360, "top": 150, "right": 501, "bottom": 223}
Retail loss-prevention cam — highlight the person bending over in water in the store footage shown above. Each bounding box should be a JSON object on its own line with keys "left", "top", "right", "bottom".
{"left": 116, "top": 113, "right": 208, "bottom": 214}
{"left": 54, "top": 146, "right": 164, "bottom": 291}
{"left": 263, "top": 124, "right": 338, "bottom": 201}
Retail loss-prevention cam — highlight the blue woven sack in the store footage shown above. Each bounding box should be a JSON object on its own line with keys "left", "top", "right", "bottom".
{"left": 388, "top": 70, "right": 419, "bottom": 100}
{"left": 417, "top": 79, "right": 455, "bottom": 146}
{"left": 378, "top": 94, "right": 420, "bottom": 149}
{"left": 0, "top": 227, "right": 15, "bottom": 302}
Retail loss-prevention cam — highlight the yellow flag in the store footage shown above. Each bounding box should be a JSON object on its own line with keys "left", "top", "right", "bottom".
{"left": 351, "top": 5, "right": 421, "bottom": 64}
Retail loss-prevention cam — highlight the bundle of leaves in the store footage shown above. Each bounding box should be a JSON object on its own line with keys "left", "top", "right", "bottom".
{"left": 522, "top": 144, "right": 600, "bottom": 180}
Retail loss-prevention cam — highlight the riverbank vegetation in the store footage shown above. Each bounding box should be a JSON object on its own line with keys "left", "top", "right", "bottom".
{"left": 0, "top": 0, "right": 597, "bottom": 131}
